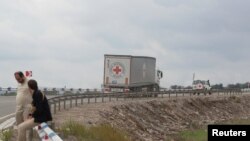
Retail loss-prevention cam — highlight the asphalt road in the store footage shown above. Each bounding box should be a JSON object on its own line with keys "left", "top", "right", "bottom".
{"left": 0, "top": 96, "right": 16, "bottom": 117}
{"left": 0, "top": 96, "right": 56, "bottom": 118}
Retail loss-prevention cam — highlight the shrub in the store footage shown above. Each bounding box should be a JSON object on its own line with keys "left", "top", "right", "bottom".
{"left": 0, "top": 129, "right": 13, "bottom": 141}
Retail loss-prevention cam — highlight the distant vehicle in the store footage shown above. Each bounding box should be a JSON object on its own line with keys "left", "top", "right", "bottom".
{"left": 192, "top": 80, "right": 212, "bottom": 94}
{"left": 103, "top": 54, "right": 163, "bottom": 93}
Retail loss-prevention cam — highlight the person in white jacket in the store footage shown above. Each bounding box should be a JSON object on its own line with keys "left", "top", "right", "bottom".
{"left": 14, "top": 71, "right": 32, "bottom": 125}
{"left": 14, "top": 71, "right": 33, "bottom": 141}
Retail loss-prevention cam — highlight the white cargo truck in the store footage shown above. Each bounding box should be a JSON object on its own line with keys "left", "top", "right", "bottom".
{"left": 103, "top": 54, "right": 163, "bottom": 92}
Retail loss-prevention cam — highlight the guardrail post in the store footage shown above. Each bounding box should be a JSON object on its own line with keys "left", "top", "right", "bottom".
{"left": 54, "top": 102, "right": 56, "bottom": 114}
{"left": 75, "top": 96, "right": 78, "bottom": 106}
{"left": 70, "top": 97, "right": 72, "bottom": 108}
{"left": 95, "top": 94, "right": 97, "bottom": 103}
{"left": 64, "top": 98, "right": 66, "bottom": 110}
{"left": 58, "top": 99, "right": 61, "bottom": 111}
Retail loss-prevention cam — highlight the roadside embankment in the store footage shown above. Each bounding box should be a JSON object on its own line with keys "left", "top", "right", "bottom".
{"left": 54, "top": 94, "right": 250, "bottom": 141}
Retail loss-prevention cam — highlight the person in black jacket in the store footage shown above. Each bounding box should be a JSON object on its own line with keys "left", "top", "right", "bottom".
{"left": 17, "top": 79, "right": 52, "bottom": 141}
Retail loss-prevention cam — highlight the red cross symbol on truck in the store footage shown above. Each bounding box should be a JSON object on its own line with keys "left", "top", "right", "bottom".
{"left": 113, "top": 66, "right": 122, "bottom": 74}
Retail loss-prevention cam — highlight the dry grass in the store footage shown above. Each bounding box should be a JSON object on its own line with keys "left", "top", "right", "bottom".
{"left": 59, "top": 120, "right": 131, "bottom": 141}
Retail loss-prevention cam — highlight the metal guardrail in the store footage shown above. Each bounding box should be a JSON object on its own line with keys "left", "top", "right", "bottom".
{"left": 0, "top": 88, "right": 244, "bottom": 129}
{"left": 47, "top": 88, "right": 243, "bottom": 114}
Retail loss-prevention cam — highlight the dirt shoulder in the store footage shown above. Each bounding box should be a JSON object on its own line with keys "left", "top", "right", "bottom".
{"left": 53, "top": 94, "right": 250, "bottom": 141}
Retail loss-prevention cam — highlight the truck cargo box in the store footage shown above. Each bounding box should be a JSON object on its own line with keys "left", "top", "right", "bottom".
{"left": 103, "top": 54, "right": 157, "bottom": 90}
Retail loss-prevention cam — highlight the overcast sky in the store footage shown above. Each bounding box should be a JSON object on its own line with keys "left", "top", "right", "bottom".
{"left": 0, "top": 0, "right": 249, "bottom": 89}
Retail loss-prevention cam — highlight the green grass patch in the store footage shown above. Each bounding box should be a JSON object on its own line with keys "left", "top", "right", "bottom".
{"left": 219, "top": 118, "right": 250, "bottom": 125}
{"left": 166, "top": 118, "right": 250, "bottom": 141}
{"left": 166, "top": 129, "right": 207, "bottom": 141}
{"left": 0, "top": 129, "right": 13, "bottom": 141}
{"left": 179, "top": 129, "right": 207, "bottom": 141}
{"left": 59, "top": 120, "right": 131, "bottom": 141}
